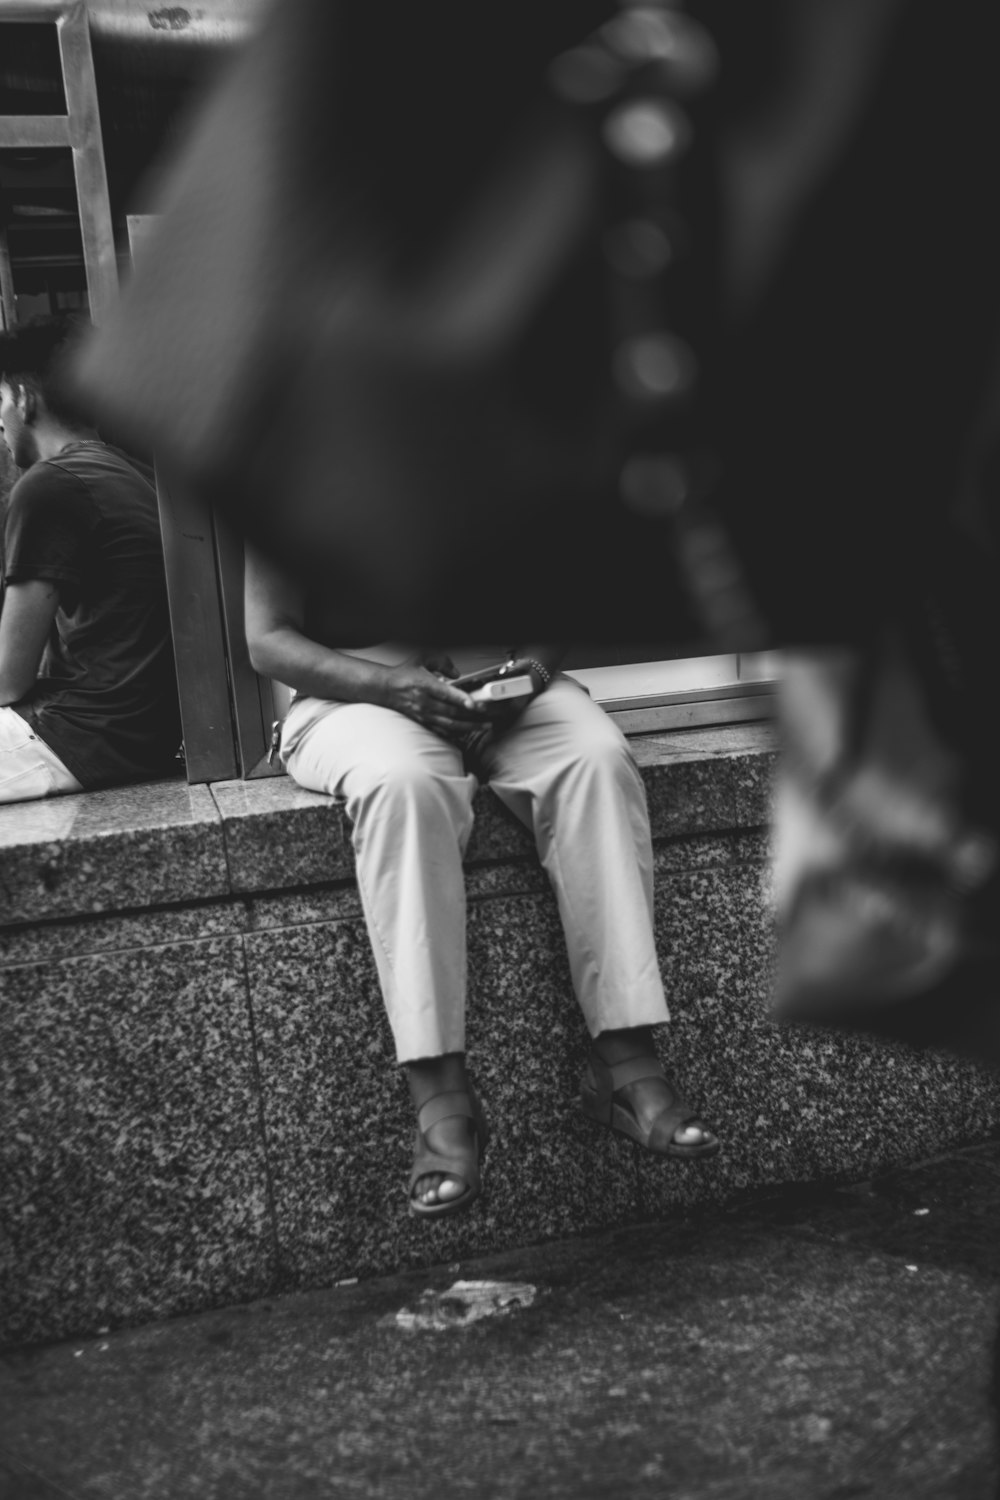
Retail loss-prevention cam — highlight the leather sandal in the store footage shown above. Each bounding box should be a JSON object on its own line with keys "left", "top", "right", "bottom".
{"left": 408, "top": 1084, "right": 489, "bottom": 1219}
{"left": 581, "top": 1052, "right": 720, "bottom": 1160}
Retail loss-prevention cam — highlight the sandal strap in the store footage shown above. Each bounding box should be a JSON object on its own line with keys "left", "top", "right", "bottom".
{"left": 588, "top": 1051, "right": 666, "bottom": 1105}
{"left": 417, "top": 1090, "right": 477, "bottom": 1133}
{"left": 606, "top": 1055, "right": 666, "bottom": 1090}
{"left": 410, "top": 1146, "right": 476, "bottom": 1182}
{"left": 410, "top": 1088, "right": 484, "bottom": 1199}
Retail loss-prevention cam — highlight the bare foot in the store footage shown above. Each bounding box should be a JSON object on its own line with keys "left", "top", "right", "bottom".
{"left": 411, "top": 1115, "right": 478, "bottom": 1207}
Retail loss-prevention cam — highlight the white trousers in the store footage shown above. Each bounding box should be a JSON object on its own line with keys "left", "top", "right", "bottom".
{"left": 284, "top": 677, "right": 670, "bottom": 1061}
{"left": 0, "top": 706, "right": 83, "bottom": 804}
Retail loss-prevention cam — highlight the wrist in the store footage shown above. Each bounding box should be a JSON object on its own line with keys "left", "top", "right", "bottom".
{"left": 370, "top": 662, "right": 396, "bottom": 710}
{"left": 524, "top": 657, "right": 553, "bottom": 693}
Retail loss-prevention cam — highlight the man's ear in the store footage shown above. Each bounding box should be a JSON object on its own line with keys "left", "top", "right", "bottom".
{"left": 18, "top": 384, "right": 37, "bottom": 424}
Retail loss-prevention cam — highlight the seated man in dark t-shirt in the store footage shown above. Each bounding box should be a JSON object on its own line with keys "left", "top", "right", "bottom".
{"left": 0, "top": 317, "right": 181, "bottom": 803}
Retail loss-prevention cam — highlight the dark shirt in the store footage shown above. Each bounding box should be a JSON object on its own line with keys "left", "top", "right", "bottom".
{"left": 2, "top": 441, "right": 181, "bottom": 788}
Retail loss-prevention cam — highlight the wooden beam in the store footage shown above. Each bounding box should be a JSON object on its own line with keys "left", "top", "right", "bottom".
{"left": 0, "top": 115, "right": 71, "bottom": 148}
{"left": 58, "top": 3, "right": 118, "bottom": 326}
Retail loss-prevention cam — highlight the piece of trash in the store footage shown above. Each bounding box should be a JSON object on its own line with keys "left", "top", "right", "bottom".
{"left": 905, "top": 1264, "right": 918, "bottom": 1272}
{"left": 392, "top": 1280, "right": 537, "bottom": 1330}
{"left": 803, "top": 1414, "right": 833, "bottom": 1443}
{"left": 335, "top": 1278, "right": 358, "bottom": 1288}
{"left": 99, "top": 1344, "right": 109, "bottom": 1352}
{"left": 913, "top": 1208, "right": 930, "bottom": 1216}
{"left": 73, "top": 1350, "right": 83, "bottom": 1358}
{"left": 96, "top": 1326, "right": 110, "bottom": 1335}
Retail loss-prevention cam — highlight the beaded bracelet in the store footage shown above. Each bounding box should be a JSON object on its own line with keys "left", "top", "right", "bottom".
{"left": 524, "top": 657, "right": 552, "bottom": 691}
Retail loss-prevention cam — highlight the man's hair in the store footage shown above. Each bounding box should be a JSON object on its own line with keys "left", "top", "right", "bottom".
{"left": 0, "top": 314, "right": 91, "bottom": 427}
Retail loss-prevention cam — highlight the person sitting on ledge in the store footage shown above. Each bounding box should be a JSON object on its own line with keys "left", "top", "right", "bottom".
{"left": 245, "top": 545, "right": 720, "bottom": 1220}
{"left": 0, "top": 317, "right": 181, "bottom": 804}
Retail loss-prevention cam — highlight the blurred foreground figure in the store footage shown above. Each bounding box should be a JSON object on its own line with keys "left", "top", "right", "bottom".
{"left": 69, "top": 0, "right": 740, "bottom": 646}
{"left": 72, "top": 1, "right": 1000, "bottom": 1050}
{"left": 69, "top": 0, "right": 1000, "bottom": 643}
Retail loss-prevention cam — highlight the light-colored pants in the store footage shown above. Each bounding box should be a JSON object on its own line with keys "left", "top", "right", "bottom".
{"left": 283, "top": 677, "right": 670, "bottom": 1061}
{"left": 0, "top": 707, "right": 83, "bottom": 804}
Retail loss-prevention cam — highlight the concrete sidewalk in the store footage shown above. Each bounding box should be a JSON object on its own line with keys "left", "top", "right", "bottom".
{"left": 2, "top": 1140, "right": 1000, "bottom": 1500}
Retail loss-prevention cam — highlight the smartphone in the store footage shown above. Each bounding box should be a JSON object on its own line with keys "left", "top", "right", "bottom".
{"left": 451, "top": 658, "right": 533, "bottom": 693}
{"left": 468, "top": 674, "right": 534, "bottom": 703}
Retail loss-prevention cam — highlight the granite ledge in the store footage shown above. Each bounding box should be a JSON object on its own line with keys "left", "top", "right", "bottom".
{"left": 212, "top": 722, "right": 778, "bottom": 894}
{"left": 0, "top": 724, "right": 778, "bottom": 928}
{"left": 0, "top": 781, "right": 228, "bottom": 929}
{"left": 210, "top": 779, "right": 354, "bottom": 894}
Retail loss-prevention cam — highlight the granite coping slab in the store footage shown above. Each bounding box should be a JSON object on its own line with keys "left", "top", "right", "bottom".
{"left": 0, "top": 781, "right": 228, "bottom": 927}
{"left": 0, "top": 722, "right": 778, "bottom": 927}
{"left": 213, "top": 720, "right": 779, "bottom": 895}
{"left": 209, "top": 777, "right": 354, "bottom": 893}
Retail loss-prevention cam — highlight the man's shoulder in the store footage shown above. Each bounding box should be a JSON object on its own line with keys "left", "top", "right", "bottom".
{"left": 7, "top": 458, "right": 91, "bottom": 520}
{"left": 47, "top": 442, "right": 154, "bottom": 493}
{"left": 42, "top": 443, "right": 158, "bottom": 523}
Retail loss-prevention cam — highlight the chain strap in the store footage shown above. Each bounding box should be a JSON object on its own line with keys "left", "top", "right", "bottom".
{"left": 548, "top": 1, "right": 768, "bottom": 651}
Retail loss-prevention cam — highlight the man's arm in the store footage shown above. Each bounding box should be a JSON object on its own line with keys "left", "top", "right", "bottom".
{"left": 243, "top": 545, "right": 484, "bottom": 737}
{"left": 244, "top": 544, "right": 391, "bottom": 701}
{"left": 0, "top": 579, "right": 60, "bottom": 705}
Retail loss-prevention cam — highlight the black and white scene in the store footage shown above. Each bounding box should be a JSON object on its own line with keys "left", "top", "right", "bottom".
{"left": 2, "top": 2, "right": 999, "bottom": 1496}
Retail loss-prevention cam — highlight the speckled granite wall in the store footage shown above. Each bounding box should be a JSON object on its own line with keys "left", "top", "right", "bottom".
{"left": 0, "top": 907, "right": 274, "bottom": 1345}
{"left": 3, "top": 725, "right": 1000, "bottom": 1346}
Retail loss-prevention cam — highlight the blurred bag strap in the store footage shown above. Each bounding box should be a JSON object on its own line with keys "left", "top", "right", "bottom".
{"left": 549, "top": 2, "right": 769, "bottom": 652}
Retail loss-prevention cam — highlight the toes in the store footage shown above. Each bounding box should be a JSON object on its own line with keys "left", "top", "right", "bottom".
{"left": 674, "top": 1121, "right": 714, "bottom": 1146}
{"left": 414, "top": 1173, "right": 441, "bottom": 1205}
{"left": 414, "top": 1172, "right": 465, "bottom": 1206}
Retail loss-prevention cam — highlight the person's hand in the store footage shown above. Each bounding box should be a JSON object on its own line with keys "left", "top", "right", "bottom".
{"left": 382, "top": 660, "right": 485, "bottom": 740}
{"left": 468, "top": 660, "right": 549, "bottom": 735}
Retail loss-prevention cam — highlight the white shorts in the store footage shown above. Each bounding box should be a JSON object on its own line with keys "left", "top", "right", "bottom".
{"left": 0, "top": 706, "right": 84, "bottom": 804}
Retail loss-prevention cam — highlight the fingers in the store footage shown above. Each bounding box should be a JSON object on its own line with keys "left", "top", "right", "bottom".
{"left": 425, "top": 678, "right": 483, "bottom": 720}
{"left": 415, "top": 698, "right": 481, "bottom": 738}
{"left": 429, "top": 676, "right": 478, "bottom": 710}
{"left": 394, "top": 668, "right": 484, "bottom": 731}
